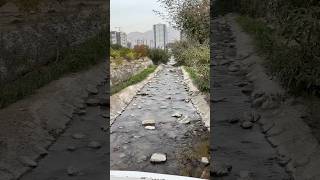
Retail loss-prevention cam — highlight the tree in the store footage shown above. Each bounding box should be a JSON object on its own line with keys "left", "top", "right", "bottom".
{"left": 156, "top": 0, "right": 210, "bottom": 44}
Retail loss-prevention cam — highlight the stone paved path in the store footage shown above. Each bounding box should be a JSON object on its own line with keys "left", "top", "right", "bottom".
{"left": 110, "top": 62, "right": 209, "bottom": 177}
{"left": 210, "top": 17, "right": 291, "bottom": 179}
{"left": 19, "top": 83, "right": 109, "bottom": 180}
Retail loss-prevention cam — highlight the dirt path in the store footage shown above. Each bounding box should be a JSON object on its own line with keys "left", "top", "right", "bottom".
{"left": 210, "top": 16, "right": 291, "bottom": 179}
{"left": 110, "top": 62, "right": 209, "bottom": 178}
{"left": 19, "top": 83, "right": 108, "bottom": 180}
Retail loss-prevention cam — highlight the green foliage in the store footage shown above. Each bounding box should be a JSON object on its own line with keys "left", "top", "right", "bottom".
{"left": 237, "top": 16, "right": 320, "bottom": 95}
{"left": 125, "top": 51, "right": 136, "bottom": 60}
{"left": 148, "top": 49, "right": 170, "bottom": 65}
{"left": 14, "top": 0, "right": 42, "bottom": 12}
{"left": 110, "top": 44, "right": 123, "bottom": 50}
{"left": 171, "top": 41, "right": 209, "bottom": 92}
{"left": 157, "top": 0, "right": 209, "bottom": 44}
{"left": 0, "top": 29, "right": 108, "bottom": 108}
{"left": 110, "top": 48, "right": 121, "bottom": 59}
{"left": 111, "top": 65, "right": 157, "bottom": 94}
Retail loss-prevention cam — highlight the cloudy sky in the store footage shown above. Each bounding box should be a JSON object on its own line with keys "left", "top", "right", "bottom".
{"left": 110, "top": 0, "right": 168, "bottom": 33}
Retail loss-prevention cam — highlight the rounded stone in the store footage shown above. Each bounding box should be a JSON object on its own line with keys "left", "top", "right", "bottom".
{"left": 150, "top": 153, "right": 167, "bottom": 163}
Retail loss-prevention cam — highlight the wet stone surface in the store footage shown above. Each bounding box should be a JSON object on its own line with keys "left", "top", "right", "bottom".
{"left": 211, "top": 18, "right": 290, "bottom": 179}
{"left": 110, "top": 63, "right": 209, "bottom": 177}
{"left": 20, "top": 82, "right": 108, "bottom": 180}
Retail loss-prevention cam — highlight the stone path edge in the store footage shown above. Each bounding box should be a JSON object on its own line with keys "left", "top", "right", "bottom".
{"left": 110, "top": 64, "right": 164, "bottom": 125}
{"left": 227, "top": 14, "right": 320, "bottom": 179}
{"left": 181, "top": 66, "right": 210, "bottom": 131}
{"left": 0, "top": 62, "right": 107, "bottom": 180}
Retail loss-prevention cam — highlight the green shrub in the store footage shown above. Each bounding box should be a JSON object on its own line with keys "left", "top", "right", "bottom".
{"left": 148, "top": 49, "right": 170, "bottom": 65}
{"left": 237, "top": 16, "right": 320, "bottom": 95}
{"left": 125, "top": 51, "right": 136, "bottom": 60}
{"left": 110, "top": 48, "right": 121, "bottom": 59}
{"left": 111, "top": 44, "right": 122, "bottom": 50}
{"left": 0, "top": 29, "right": 108, "bottom": 108}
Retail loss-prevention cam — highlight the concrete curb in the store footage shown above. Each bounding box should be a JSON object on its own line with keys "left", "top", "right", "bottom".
{"left": 181, "top": 66, "right": 210, "bottom": 131}
{"left": 110, "top": 65, "right": 164, "bottom": 125}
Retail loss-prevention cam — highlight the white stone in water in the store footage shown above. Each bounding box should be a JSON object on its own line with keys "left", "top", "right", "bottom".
{"left": 138, "top": 106, "right": 142, "bottom": 109}
{"left": 160, "top": 106, "right": 167, "bottom": 109}
{"left": 145, "top": 126, "right": 156, "bottom": 130}
{"left": 142, "top": 119, "right": 156, "bottom": 126}
{"left": 172, "top": 112, "right": 182, "bottom": 118}
{"left": 201, "top": 157, "right": 210, "bottom": 165}
{"left": 150, "top": 153, "right": 167, "bottom": 163}
{"left": 179, "top": 116, "right": 191, "bottom": 124}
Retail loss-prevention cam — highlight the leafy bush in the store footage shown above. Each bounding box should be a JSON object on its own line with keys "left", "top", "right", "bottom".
{"left": 237, "top": 15, "right": 320, "bottom": 95}
{"left": 110, "top": 48, "right": 121, "bottom": 59}
{"left": 148, "top": 49, "right": 170, "bottom": 65}
{"left": 110, "top": 44, "right": 123, "bottom": 50}
{"left": 133, "top": 45, "right": 149, "bottom": 58}
{"left": 171, "top": 41, "right": 210, "bottom": 92}
{"left": 0, "top": 29, "right": 108, "bottom": 108}
{"left": 125, "top": 51, "right": 136, "bottom": 60}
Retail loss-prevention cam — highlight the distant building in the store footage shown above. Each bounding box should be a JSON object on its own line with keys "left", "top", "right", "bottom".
{"left": 110, "top": 31, "right": 117, "bottom": 45}
{"left": 153, "top": 24, "right": 167, "bottom": 50}
{"left": 110, "top": 31, "right": 128, "bottom": 47}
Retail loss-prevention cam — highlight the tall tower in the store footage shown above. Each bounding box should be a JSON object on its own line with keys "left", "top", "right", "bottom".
{"left": 153, "top": 24, "right": 167, "bottom": 50}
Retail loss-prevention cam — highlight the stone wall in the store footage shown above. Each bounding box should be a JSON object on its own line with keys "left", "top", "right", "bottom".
{"left": 0, "top": 0, "right": 108, "bottom": 84}
{"left": 111, "top": 58, "right": 154, "bottom": 87}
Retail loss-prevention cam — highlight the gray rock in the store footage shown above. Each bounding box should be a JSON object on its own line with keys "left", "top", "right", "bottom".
{"left": 72, "top": 133, "right": 86, "bottom": 139}
{"left": 99, "top": 97, "right": 108, "bottom": 106}
{"left": 234, "top": 81, "right": 248, "bottom": 87}
{"left": 228, "top": 64, "right": 240, "bottom": 72}
{"left": 86, "top": 85, "right": 98, "bottom": 94}
{"left": 211, "top": 163, "right": 232, "bottom": 177}
{"left": 120, "top": 153, "right": 126, "bottom": 158}
{"left": 179, "top": 116, "right": 191, "bottom": 124}
{"left": 172, "top": 112, "right": 182, "bottom": 118}
{"left": 21, "top": 156, "right": 37, "bottom": 167}
{"left": 86, "top": 98, "right": 99, "bottom": 106}
{"left": 142, "top": 119, "right": 156, "bottom": 126}
{"left": 228, "top": 117, "right": 240, "bottom": 124}
{"left": 67, "top": 146, "right": 76, "bottom": 152}
{"left": 150, "top": 153, "right": 167, "bottom": 163}
{"left": 237, "top": 171, "right": 253, "bottom": 180}
{"left": 241, "top": 86, "right": 253, "bottom": 94}
{"left": 67, "top": 166, "right": 78, "bottom": 176}
{"left": 241, "top": 121, "right": 253, "bottom": 129}
{"left": 137, "top": 155, "right": 148, "bottom": 163}
{"left": 160, "top": 106, "right": 167, "bottom": 109}
{"left": 252, "top": 95, "right": 266, "bottom": 108}
{"left": 77, "top": 109, "right": 86, "bottom": 115}
{"left": 212, "top": 97, "right": 227, "bottom": 103}
{"left": 88, "top": 141, "right": 102, "bottom": 149}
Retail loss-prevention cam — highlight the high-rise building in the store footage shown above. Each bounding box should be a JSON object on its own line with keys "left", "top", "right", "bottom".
{"left": 117, "top": 32, "right": 127, "bottom": 48}
{"left": 110, "top": 31, "right": 127, "bottom": 48}
{"left": 153, "top": 24, "right": 167, "bottom": 50}
{"left": 110, "top": 31, "right": 117, "bottom": 45}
